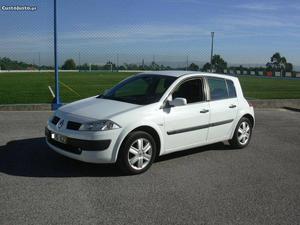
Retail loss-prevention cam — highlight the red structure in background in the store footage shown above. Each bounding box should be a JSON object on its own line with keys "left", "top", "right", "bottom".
{"left": 266, "top": 71, "right": 273, "bottom": 77}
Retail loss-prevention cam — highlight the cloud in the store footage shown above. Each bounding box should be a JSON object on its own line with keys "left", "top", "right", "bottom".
{"left": 216, "top": 12, "right": 300, "bottom": 29}
{"left": 1, "top": 18, "right": 300, "bottom": 51}
{"left": 289, "top": 3, "right": 300, "bottom": 10}
{"left": 0, "top": 24, "right": 212, "bottom": 53}
{"left": 235, "top": 3, "right": 279, "bottom": 11}
{"left": 163, "top": 0, "right": 203, "bottom": 4}
{"left": 58, "top": 24, "right": 211, "bottom": 44}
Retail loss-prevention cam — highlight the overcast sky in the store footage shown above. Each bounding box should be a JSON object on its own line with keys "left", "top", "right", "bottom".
{"left": 0, "top": 0, "right": 299, "bottom": 66}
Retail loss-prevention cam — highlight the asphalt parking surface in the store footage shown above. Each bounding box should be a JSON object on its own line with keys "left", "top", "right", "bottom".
{"left": 0, "top": 109, "right": 299, "bottom": 225}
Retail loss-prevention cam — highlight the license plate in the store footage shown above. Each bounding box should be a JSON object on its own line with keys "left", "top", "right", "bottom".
{"left": 51, "top": 132, "right": 67, "bottom": 144}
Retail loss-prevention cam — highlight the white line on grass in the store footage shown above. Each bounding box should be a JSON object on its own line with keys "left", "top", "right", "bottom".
{"left": 48, "top": 86, "right": 55, "bottom": 98}
{"left": 59, "top": 81, "right": 81, "bottom": 97}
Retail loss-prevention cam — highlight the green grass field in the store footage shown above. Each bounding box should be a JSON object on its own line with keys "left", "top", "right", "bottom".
{"left": 0, "top": 72, "right": 300, "bottom": 104}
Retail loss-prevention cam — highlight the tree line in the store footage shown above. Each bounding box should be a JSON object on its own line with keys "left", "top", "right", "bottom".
{"left": 0, "top": 57, "right": 53, "bottom": 70}
{"left": 61, "top": 52, "right": 295, "bottom": 73}
{"left": 200, "top": 52, "right": 293, "bottom": 73}
{"left": 0, "top": 52, "right": 294, "bottom": 74}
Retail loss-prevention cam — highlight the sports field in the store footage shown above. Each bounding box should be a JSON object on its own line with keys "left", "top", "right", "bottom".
{"left": 0, "top": 72, "right": 300, "bottom": 104}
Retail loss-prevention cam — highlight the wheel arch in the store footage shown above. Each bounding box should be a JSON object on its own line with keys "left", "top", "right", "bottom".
{"left": 229, "top": 111, "right": 255, "bottom": 139}
{"left": 112, "top": 123, "right": 163, "bottom": 162}
{"left": 242, "top": 113, "right": 255, "bottom": 127}
{"left": 131, "top": 126, "right": 161, "bottom": 159}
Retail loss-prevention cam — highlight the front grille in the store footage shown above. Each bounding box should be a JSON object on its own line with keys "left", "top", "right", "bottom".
{"left": 52, "top": 116, "right": 60, "bottom": 125}
{"left": 67, "top": 121, "right": 82, "bottom": 130}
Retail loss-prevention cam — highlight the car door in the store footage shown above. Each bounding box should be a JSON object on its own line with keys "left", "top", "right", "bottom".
{"left": 206, "top": 77, "right": 238, "bottom": 142}
{"left": 163, "top": 78, "right": 210, "bottom": 152}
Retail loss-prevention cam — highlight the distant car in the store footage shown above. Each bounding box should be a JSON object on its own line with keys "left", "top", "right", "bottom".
{"left": 45, "top": 71, "right": 254, "bottom": 174}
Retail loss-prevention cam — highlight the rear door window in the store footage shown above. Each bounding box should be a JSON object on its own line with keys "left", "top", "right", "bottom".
{"left": 207, "top": 77, "right": 228, "bottom": 100}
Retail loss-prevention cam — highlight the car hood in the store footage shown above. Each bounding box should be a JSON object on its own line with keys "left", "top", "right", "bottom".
{"left": 58, "top": 97, "right": 141, "bottom": 120}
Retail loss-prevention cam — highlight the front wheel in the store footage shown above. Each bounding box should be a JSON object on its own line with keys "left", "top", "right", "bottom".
{"left": 229, "top": 117, "right": 252, "bottom": 149}
{"left": 117, "top": 131, "right": 156, "bottom": 175}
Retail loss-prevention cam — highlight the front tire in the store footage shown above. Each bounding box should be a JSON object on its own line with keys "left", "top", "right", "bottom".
{"left": 229, "top": 117, "right": 252, "bottom": 149}
{"left": 117, "top": 131, "right": 156, "bottom": 175}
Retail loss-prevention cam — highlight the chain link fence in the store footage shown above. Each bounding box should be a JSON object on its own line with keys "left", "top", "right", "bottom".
{"left": 0, "top": 0, "right": 299, "bottom": 104}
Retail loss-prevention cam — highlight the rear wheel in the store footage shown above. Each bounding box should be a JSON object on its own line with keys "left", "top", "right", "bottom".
{"left": 229, "top": 117, "right": 252, "bottom": 149}
{"left": 117, "top": 131, "right": 156, "bottom": 175}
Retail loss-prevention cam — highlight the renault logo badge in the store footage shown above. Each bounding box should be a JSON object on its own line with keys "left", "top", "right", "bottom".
{"left": 57, "top": 119, "right": 64, "bottom": 129}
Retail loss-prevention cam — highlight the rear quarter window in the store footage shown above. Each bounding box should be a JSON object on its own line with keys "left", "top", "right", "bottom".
{"left": 226, "top": 79, "right": 237, "bottom": 98}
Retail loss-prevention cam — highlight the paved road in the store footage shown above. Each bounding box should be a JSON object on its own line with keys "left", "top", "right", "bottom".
{"left": 0, "top": 109, "right": 299, "bottom": 225}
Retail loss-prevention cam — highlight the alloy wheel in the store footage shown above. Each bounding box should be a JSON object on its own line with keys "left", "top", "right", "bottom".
{"left": 237, "top": 121, "right": 251, "bottom": 145}
{"left": 128, "top": 138, "right": 152, "bottom": 170}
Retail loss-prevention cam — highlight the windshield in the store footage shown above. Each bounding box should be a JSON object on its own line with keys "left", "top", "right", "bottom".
{"left": 99, "top": 74, "right": 177, "bottom": 105}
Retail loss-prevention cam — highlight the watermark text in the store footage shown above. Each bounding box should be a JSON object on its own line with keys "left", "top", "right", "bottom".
{"left": 1, "top": 5, "right": 37, "bottom": 11}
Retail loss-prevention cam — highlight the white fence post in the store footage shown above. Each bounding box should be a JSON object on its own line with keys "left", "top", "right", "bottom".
{"left": 285, "top": 72, "right": 292, "bottom": 77}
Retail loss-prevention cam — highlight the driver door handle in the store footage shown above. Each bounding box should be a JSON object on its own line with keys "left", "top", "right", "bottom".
{"left": 229, "top": 104, "right": 237, "bottom": 108}
{"left": 200, "top": 109, "right": 209, "bottom": 113}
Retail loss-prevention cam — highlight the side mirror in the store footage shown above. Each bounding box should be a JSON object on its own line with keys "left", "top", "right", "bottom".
{"left": 168, "top": 98, "right": 187, "bottom": 107}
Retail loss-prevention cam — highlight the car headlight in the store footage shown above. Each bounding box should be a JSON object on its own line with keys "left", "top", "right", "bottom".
{"left": 79, "top": 120, "right": 121, "bottom": 131}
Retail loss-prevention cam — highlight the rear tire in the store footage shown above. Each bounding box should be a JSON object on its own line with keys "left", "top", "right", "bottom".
{"left": 229, "top": 117, "right": 252, "bottom": 149}
{"left": 117, "top": 131, "right": 156, "bottom": 175}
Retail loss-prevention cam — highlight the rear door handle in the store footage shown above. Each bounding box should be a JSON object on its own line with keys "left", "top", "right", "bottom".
{"left": 229, "top": 104, "right": 237, "bottom": 108}
{"left": 200, "top": 109, "right": 209, "bottom": 113}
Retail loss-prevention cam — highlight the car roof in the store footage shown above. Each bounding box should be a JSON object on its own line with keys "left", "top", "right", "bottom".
{"left": 138, "top": 70, "right": 236, "bottom": 80}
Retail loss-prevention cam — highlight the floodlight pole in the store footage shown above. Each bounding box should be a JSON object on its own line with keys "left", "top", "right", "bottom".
{"left": 116, "top": 54, "right": 119, "bottom": 72}
{"left": 53, "top": 0, "right": 61, "bottom": 109}
{"left": 187, "top": 55, "right": 189, "bottom": 71}
{"left": 38, "top": 52, "right": 40, "bottom": 71}
{"left": 78, "top": 52, "right": 81, "bottom": 71}
{"left": 210, "top": 32, "right": 214, "bottom": 72}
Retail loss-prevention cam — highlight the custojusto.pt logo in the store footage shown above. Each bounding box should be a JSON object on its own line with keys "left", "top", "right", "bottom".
{"left": 1, "top": 5, "right": 37, "bottom": 11}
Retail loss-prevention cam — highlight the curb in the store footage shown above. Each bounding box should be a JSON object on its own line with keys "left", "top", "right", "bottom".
{"left": 249, "top": 99, "right": 300, "bottom": 109}
{"left": 0, "top": 104, "right": 52, "bottom": 111}
{"left": 0, "top": 99, "right": 300, "bottom": 111}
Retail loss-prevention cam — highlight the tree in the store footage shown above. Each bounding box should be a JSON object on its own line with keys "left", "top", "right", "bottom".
{"left": 79, "top": 63, "right": 89, "bottom": 71}
{"left": 0, "top": 57, "right": 39, "bottom": 70}
{"left": 118, "top": 65, "right": 126, "bottom": 70}
{"left": 103, "top": 61, "right": 116, "bottom": 71}
{"left": 91, "top": 64, "right": 101, "bottom": 70}
{"left": 188, "top": 63, "right": 199, "bottom": 71}
{"left": 211, "top": 55, "right": 227, "bottom": 73}
{"left": 62, "top": 59, "right": 76, "bottom": 70}
{"left": 270, "top": 52, "right": 281, "bottom": 70}
{"left": 202, "top": 62, "right": 211, "bottom": 72}
{"left": 0, "top": 62, "right": 6, "bottom": 70}
{"left": 150, "top": 61, "right": 160, "bottom": 70}
{"left": 266, "top": 62, "right": 272, "bottom": 71}
{"left": 267, "top": 52, "right": 293, "bottom": 73}
{"left": 201, "top": 55, "right": 227, "bottom": 73}
{"left": 285, "top": 63, "right": 293, "bottom": 72}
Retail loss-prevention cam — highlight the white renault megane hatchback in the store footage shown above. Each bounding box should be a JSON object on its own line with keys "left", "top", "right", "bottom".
{"left": 46, "top": 71, "right": 254, "bottom": 174}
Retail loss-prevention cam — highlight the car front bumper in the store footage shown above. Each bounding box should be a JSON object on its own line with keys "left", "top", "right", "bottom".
{"left": 45, "top": 126, "right": 120, "bottom": 164}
